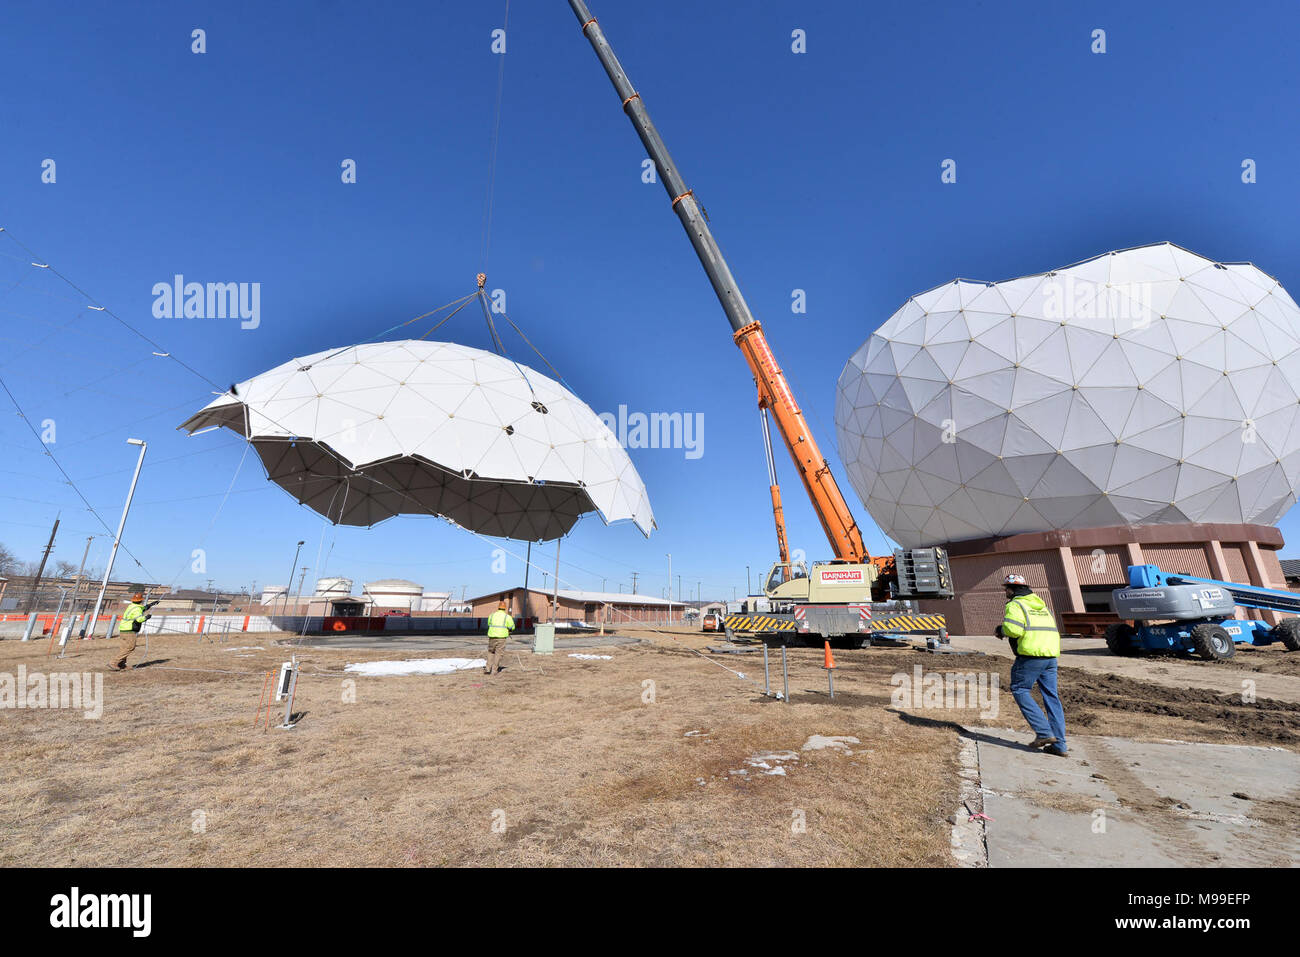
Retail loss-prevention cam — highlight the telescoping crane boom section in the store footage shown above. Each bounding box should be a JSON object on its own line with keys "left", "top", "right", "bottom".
{"left": 759, "top": 407, "right": 790, "bottom": 564}
{"left": 568, "top": 0, "right": 868, "bottom": 566}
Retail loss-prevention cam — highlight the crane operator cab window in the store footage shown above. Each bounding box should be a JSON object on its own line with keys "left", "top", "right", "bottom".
{"left": 765, "top": 561, "right": 809, "bottom": 591}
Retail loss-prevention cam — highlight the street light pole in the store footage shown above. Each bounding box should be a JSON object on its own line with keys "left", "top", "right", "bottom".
{"left": 87, "top": 438, "right": 147, "bottom": 638}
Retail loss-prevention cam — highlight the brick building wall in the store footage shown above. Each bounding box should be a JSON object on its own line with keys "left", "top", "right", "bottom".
{"left": 918, "top": 523, "right": 1286, "bottom": 636}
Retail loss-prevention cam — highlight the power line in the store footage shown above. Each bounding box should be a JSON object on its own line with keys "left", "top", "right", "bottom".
{"left": 0, "top": 373, "right": 158, "bottom": 580}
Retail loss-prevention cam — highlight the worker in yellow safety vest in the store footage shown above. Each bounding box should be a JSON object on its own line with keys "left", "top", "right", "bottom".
{"left": 995, "top": 574, "right": 1067, "bottom": 756}
{"left": 111, "top": 592, "right": 152, "bottom": 671}
{"left": 484, "top": 600, "right": 515, "bottom": 676}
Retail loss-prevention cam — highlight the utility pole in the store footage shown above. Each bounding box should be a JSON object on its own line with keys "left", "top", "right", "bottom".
{"left": 294, "top": 567, "right": 309, "bottom": 612}
{"left": 666, "top": 552, "right": 672, "bottom": 624}
{"left": 630, "top": 571, "right": 638, "bottom": 594}
{"left": 279, "top": 540, "right": 305, "bottom": 616}
{"left": 88, "top": 438, "right": 147, "bottom": 637}
{"left": 70, "top": 535, "right": 95, "bottom": 633}
{"left": 523, "top": 542, "right": 533, "bottom": 620}
{"left": 747, "top": 565, "right": 752, "bottom": 595}
{"left": 551, "top": 539, "right": 561, "bottom": 622}
{"left": 23, "top": 516, "right": 60, "bottom": 613}
{"left": 677, "top": 574, "right": 682, "bottom": 603}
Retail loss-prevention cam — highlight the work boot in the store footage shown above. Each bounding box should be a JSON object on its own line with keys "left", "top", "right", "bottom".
{"left": 1029, "top": 736, "right": 1057, "bottom": 749}
{"left": 1043, "top": 745, "right": 1069, "bottom": 757}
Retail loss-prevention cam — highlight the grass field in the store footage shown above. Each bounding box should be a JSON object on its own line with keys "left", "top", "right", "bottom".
{"left": 2, "top": 628, "right": 1297, "bottom": 866}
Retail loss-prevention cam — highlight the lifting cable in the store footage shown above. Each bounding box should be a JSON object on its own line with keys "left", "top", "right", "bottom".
{"left": 317, "top": 290, "right": 479, "bottom": 364}
{"left": 479, "top": 0, "right": 511, "bottom": 271}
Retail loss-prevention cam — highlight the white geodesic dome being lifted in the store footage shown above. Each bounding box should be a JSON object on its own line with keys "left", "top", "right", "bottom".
{"left": 180, "top": 340, "right": 655, "bottom": 541}
{"left": 836, "top": 242, "right": 1300, "bottom": 548}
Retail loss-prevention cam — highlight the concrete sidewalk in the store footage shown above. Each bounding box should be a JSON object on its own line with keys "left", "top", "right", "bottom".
{"left": 971, "top": 727, "right": 1300, "bottom": 866}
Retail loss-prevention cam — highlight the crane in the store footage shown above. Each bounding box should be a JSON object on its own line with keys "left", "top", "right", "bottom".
{"left": 569, "top": 1, "right": 953, "bottom": 643}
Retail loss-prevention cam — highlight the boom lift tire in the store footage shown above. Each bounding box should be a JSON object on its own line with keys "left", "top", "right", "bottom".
{"left": 1189, "top": 622, "right": 1235, "bottom": 661}
{"left": 1272, "top": 618, "right": 1300, "bottom": 652}
{"left": 1104, "top": 622, "right": 1138, "bottom": 657}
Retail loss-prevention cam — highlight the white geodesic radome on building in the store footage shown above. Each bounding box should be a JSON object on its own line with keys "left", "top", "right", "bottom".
{"left": 836, "top": 242, "right": 1300, "bottom": 548}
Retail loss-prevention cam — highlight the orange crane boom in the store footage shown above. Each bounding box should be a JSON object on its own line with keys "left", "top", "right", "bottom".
{"left": 570, "top": 1, "right": 870, "bottom": 566}
{"left": 736, "top": 324, "right": 867, "bottom": 563}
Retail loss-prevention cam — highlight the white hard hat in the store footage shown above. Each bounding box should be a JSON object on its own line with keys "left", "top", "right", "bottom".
{"left": 1002, "top": 574, "right": 1028, "bottom": 586}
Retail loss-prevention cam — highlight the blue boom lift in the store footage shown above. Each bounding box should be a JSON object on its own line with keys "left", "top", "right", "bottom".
{"left": 1107, "top": 564, "right": 1300, "bottom": 660}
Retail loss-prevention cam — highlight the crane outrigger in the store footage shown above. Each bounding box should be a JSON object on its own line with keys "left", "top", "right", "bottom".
{"left": 569, "top": 1, "right": 954, "bottom": 643}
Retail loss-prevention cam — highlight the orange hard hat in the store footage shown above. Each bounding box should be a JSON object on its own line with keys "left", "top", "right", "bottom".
{"left": 497, "top": 600, "right": 507, "bottom": 609}
{"left": 131, "top": 592, "right": 144, "bottom": 602}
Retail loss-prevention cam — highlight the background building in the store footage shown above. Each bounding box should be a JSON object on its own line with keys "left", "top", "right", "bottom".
{"left": 469, "top": 587, "right": 677, "bottom": 625}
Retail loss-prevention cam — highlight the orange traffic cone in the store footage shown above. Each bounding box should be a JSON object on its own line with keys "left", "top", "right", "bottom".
{"left": 823, "top": 641, "right": 836, "bottom": 670}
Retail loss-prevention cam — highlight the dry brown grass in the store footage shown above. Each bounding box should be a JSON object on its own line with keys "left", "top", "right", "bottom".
{"left": 3, "top": 630, "right": 1290, "bottom": 867}
{"left": 0, "top": 632, "right": 959, "bottom": 867}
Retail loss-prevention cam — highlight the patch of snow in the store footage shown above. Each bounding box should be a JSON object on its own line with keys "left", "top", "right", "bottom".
{"left": 568, "top": 653, "right": 613, "bottom": 660}
{"left": 801, "top": 735, "right": 860, "bottom": 754}
{"left": 223, "top": 646, "right": 264, "bottom": 652}
{"left": 751, "top": 750, "right": 799, "bottom": 764}
{"left": 344, "top": 658, "right": 486, "bottom": 676}
{"left": 730, "top": 750, "right": 800, "bottom": 778}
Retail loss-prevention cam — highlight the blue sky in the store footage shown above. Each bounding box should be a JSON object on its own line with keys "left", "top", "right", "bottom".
{"left": 2, "top": 0, "right": 1299, "bottom": 601}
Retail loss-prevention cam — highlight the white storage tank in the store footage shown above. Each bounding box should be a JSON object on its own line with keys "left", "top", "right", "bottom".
{"left": 314, "top": 577, "right": 354, "bottom": 598}
{"left": 362, "top": 578, "right": 424, "bottom": 610}
{"left": 419, "top": 591, "right": 452, "bottom": 612}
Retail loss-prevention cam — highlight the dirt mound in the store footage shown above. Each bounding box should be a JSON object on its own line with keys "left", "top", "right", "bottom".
{"left": 1060, "top": 668, "right": 1300, "bottom": 745}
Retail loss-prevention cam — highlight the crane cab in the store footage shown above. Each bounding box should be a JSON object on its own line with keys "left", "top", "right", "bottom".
{"left": 764, "top": 559, "right": 878, "bottom": 605}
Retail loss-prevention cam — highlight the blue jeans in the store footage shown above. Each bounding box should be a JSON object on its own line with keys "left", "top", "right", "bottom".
{"left": 1010, "top": 655, "right": 1066, "bottom": 750}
